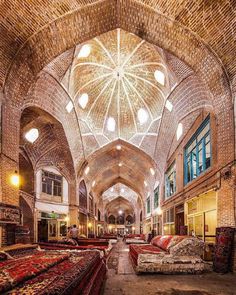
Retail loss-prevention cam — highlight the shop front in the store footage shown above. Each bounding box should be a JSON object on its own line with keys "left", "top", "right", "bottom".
{"left": 37, "top": 211, "right": 68, "bottom": 242}
{"left": 185, "top": 190, "right": 217, "bottom": 244}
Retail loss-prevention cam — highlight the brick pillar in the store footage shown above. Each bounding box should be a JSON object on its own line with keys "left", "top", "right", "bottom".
{"left": 0, "top": 102, "right": 21, "bottom": 206}
{"left": 0, "top": 102, "right": 21, "bottom": 246}
{"left": 69, "top": 205, "right": 79, "bottom": 226}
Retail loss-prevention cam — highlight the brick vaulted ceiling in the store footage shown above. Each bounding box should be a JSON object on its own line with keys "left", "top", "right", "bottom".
{"left": 0, "top": 0, "right": 235, "bottom": 198}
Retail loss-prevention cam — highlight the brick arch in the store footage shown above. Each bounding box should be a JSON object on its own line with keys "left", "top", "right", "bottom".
{"left": 154, "top": 75, "right": 215, "bottom": 174}
{"left": 23, "top": 71, "right": 85, "bottom": 169}
{"left": 2, "top": 0, "right": 233, "bottom": 175}
{"left": 20, "top": 106, "right": 77, "bottom": 204}
{"left": 84, "top": 139, "right": 158, "bottom": 196}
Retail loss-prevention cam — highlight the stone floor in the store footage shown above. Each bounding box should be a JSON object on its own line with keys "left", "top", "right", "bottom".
{"left": 103, "top": 239, "right": 236, "bottom": 295}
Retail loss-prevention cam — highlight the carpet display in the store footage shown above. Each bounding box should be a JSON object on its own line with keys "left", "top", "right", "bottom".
{"left": 0, "top": 247, "right": 106, "bottom": 294}
{"left": 0, "top": 251, "right": 70, "bottom": 293}
{"left": 39, "top": 242, "right": 111, "bottom": 257}
{"left": 7, "top": 251, "right": 105, "bottom": 295}
{"left": 213, "top": 226, "right": 235, "bottom": 273}
{"left": 129, "top": 235, "right": 205, "bottom": 274}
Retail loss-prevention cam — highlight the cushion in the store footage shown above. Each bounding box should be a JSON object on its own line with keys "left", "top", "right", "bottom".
{"left": 151, "top": 235, "right": 173, "bottom": 251}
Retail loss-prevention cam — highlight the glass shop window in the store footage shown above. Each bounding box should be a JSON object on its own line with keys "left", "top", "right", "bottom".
{"left": 165, "top": 162, "right": 176, "bottom": 199}
{"left": 146, "top": 197, "right": 151, "bottom": 214}
{"left": 184, "top": 116, "right": 211, "bottom": 184}
{"left": 42, "top": 170, "right": 62, "bottom": 196}
{"left": 154, "top": 186, "right": 159, "bottom": 208}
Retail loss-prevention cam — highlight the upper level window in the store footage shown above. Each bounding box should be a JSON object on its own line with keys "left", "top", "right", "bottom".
{"left": 184, "top": 116, "right": 211, "bottom": 184}
{"left": 154, "top": 186, "right": 159, "bottom": 209}
{"left": 42, "top": 170, "right": 62, "bottom": 196}
{"left": 165, "top": 162, "right": 176, "bottom": 199}
{"left": 146, "top": 197, "right": 151, "bottom": 214}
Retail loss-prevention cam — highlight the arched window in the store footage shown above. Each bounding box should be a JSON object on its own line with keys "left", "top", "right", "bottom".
{"left": 108, "top": 215, "right": 116, "bottom": 224}
{"left": 126, "top": 215, "right": 133, "bottom": 224}
{"left": 79, "top": 180, "right": 87, "bottom": 212}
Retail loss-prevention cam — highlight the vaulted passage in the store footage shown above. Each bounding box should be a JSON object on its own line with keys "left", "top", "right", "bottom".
{"left": 0, "top": 1, "right": 236, "bottom": 294}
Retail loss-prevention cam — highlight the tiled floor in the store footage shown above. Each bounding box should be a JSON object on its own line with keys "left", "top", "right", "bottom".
{"left": 103, "top": 239, "right": 236, "bottom": 295}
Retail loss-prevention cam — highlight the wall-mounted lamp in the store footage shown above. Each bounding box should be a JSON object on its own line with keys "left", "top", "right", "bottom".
{"left": 10, "top": 171, "right": 20, "bottom": 187}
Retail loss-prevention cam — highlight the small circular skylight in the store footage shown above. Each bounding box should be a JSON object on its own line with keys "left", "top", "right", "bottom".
{"left": 25, "top": 128, "right": 39, "bottom": 143}
{"left": 78, "top": 44, "right": 91, "bottom": 58}
{"left": 118, "top": 162, "right": 122, "bottom": 167}
{"left": 176, "top": 123, "right": 183, "bottom": 141}
{"left": 121, "top": 188, "right": 125, "bottom": 193}
{"left": 150, "top": 168, "right": 155, "bottom": 176}
{"left": 66, "top": 101, "right": 73, "bottom": 113}
{"left": 137, "top": 108, "right": 149, "bottom": 125}
{"left": 165, "top": 99, "right": 173, "bottom": 112}
{"left": 154, "top": 70, "right": 165, "bottom": 86}
{"left": 78, "top": 93, "right": 89, "bottom": 109}
{"left": 107, "top": 117, "right": 116, "bottom": 132}
{"left": 116, "top": 145, "right": 122, "bottom": 150}
{"left": 85, "top": 166, "right": 90, "bottom": 175}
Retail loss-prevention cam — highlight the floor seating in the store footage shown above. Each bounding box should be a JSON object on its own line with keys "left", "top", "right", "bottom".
{"left": 129, "top": 235, "right": 205, "bottom": 274}
{"left": 0, "top": 244, "right": 106, "bottom": 294}
{"left": 124, "top": 234, "right": 147, "bottom": 244}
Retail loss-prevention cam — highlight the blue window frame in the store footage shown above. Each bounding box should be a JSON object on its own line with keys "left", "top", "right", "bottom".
{"left": 165, "top": 162, "right": 176, "bottom": 199}
{"left": 146, "top": 197, "right": 151, "bottom": 214}
{"left": 154, "top": 186, "right": 159, "bottom": 208}
{"left": 184, "top": 116, "right": 211, "bottom": 184}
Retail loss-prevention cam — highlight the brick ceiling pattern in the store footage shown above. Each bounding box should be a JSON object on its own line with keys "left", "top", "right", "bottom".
{"left": 0, "top": 0, "right": 234, "bottom": 202}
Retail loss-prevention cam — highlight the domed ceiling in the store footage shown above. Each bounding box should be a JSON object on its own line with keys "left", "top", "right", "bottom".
{"left": 62, "top": 29, "right": 171, "bottom": 156}
{"left": 102, "top": 183, "right": 138, "bottom": 207}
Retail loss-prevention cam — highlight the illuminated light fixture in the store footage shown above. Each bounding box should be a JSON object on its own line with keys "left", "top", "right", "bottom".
{"left": 85, "top": 166, "right": 90, "bottom": 175}
{"left": 121, "top": 188, "right": 125, "bottom": 193}
{"left": 25, "top": 128, "right": 39, "bottom": 143}
{"left": 110, "top": 187, "right": 114, "bottom": 192}
{"left": 78, "top": 93, "right": 89, "bottom": 109}
{"left": 118, "top": 162, "right": 122, "bottom": 167}
{"left": 118, "top": 209, "right": 123, "bottom": 215}
{"left": 176, "top": 123, "right": 183, "bottom": 141}
{"left": 10, "top": 171, "right": 20, "bottom": 187}
{"left": 156, "top": 207, "right": 163, "bottom": 216}
{"left": 92, "top": 180, "right": 96, "bottom": 187}
{"left": 132, "top": 226, "right": 135, "bottom": 231}
{"left": 66, "top": 101, "right": 73, "bottom": 113}
{"left": 116, "top": 145, "right": 122, "bottom": 150}
{"left": 78, "top": 44, "right": 91, "bottom": 58}
{"left": 165, "top": 99, "right": 173, "bottom": 112}
{"left": 88, "top": 222, "right": 92, "bottom": 228}
{"left": 150, "top": 168, "right": 155, "bottom": 176}
{"left": 154, "top": 69, "right": 165, "bottom": 86}
{"left": 107, "top": 117, "right": 116, "bottom": 132}
{"left": 108, "top": 225, "right": 112, "bottom": 230}
{"left": 144, "top": 180, "right": 148, "bottom": 187}
{"left": 64, "top": 216, "right": 69, "bottom": 222}
{"left": 137, "top": 108, "right": 149, "bottom": 125}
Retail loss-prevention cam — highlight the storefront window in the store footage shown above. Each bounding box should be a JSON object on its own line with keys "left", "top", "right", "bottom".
{"left": 42, "top": 170, "right": 62, "bottom": 196}
{"left": 146, "top": 197, "right": 151, "bottom": 214}
{"left": 154, "top": 186, "right": 159, "bottom": 208}
{"left": 165, "top": 162, "right": 176, "bottom": 199}
{"left": 184, "top": 116, "right": 211, "bottom": 184}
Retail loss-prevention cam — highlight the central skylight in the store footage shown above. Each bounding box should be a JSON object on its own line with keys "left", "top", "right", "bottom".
{"left": 63, "top": 29, "right": 171, "bottom": 157}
